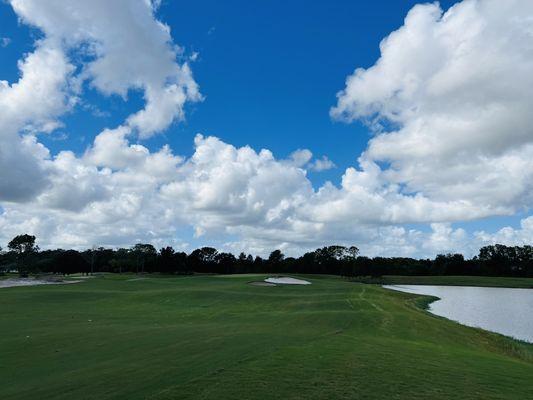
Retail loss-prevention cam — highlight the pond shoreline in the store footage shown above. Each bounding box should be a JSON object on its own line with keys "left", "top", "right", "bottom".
{"left": 384, "top": 284, "right": 533, "bottom": 344}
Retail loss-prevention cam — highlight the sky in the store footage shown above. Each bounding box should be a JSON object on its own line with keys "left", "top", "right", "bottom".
{"left": 0, "top": 0, "right": 532, "bottom": 258}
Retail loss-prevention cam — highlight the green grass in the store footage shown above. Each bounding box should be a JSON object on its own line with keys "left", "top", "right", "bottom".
{"left": 355, "top": 275, "right": 533, "bottom": 288}
{"left": 1, "top": 274, "right": 532, "bottom": 399}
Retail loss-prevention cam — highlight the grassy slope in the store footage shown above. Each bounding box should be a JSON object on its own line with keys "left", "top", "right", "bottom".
{"left": 362, "top": 275, "right": 533, "bottom": 288}
{"left": 1, "top": 274, "right": 532, "bottom": 400}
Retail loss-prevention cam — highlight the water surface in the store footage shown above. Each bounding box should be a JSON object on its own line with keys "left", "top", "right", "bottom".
{"left": 384, "top": 284, "right": 533, "bottom": 343}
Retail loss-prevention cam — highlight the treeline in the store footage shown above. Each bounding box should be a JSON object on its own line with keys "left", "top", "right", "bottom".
{"left": 1, "top": 234, "right": 533, "bottom": 278}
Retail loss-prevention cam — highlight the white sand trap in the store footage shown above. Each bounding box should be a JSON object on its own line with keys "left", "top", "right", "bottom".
{"left": 264, "top": 277, "right": 311, "bottom": 285}
{"left": 0, "top": 278, "right": 81, "bottom": 289}
{"left": 70, "top": 275, "right": 96, "bottom": 279}
{"left": 248, "top": 281, "right": 277, "bottom": 286}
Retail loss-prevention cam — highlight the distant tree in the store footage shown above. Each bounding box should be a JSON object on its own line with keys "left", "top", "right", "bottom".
{"left": 159, "top": 246, "right": 176, "bottom": 274}
{"left": 477, "top": 244, "right": 533, "bottom": 276}
{"left": 236, "top": 252, "right": 247, "bottom": 273}
{"left": 268, "top": 250, "right": 285, "bottom": 272}
{"left": 0, "top": 246, "right": 9, "bottom": 274}
{"left": 352, "top": 256, "right": 371, "bottom": 277}
{"left": 89, "top": 245, "right": 97, "bottom": 275}
{"left": 253, "top": 255, "right": 265, "bottom": 272}
{"left": 4, "top": 236, "right": 531, "bottom": 279}
{"left": 297, "top": 251, "right": 316, "bottom": 274}
{"left": 434, "top": 253, "right": 465, "bottom": 275}
{"left": 369, "top": 260, "right": 383, "bottom": 279}
{"left": 346, "top": 246, "right": 360, "bottom": 259}
{"left": 174, "top": 251, "right": 189, "bottom": 274}
{"left": 215, "top": 252, "right": 237, "bottom": 274}
{"left": 109, "top": 248, "right": 135, "bottom": 273}
{"left": 54, "top": 250, "right": 89, "bottom": 275}
{"left": 268, "top": 250, "right": 284, "bottom": 264}
{"left": 132, "top": 243, "right": 157, "bottom": 273}
{"left": 188, "top": 247, "right": 218, "bottom": 272}
{"left": 238, "top": 252, "right": 247, "bottom": 262}
{"left": 8, "top": 234, "right": 39, "bottom": 276}
{"left": 516, "top": 245, "right": 533, "bottom": 277}
{"left": 313, "top": 245, "right": 359, "bottom": 275}
{"left": 313, "top": 246, "right": 337, "bottom": 266}
{"left": 236, "top": 252, "right": 254, "bottom": 273}
{"left": 8, "top": 234, "right": 38, "bottom": 255}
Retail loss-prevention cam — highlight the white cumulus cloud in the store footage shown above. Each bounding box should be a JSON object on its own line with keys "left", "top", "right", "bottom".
{"left": 0, "top": 0, "right": 532, "bottom": 258}
{"left": 331, "top": 0, "right": 533, "bottom": 217}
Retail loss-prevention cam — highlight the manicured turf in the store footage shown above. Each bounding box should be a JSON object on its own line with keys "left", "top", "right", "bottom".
{"left": 1, "top": 274, "right": 532, "bottom": 399}
{"left": 359, "top": 275, "right": 533, "bottom": 288}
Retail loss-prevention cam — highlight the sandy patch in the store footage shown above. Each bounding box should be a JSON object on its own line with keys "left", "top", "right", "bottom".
{"left": 264, "top": 277, "right": 311, "bottom": 285}
{"left": 0, "top": 278, "right": 82, "bottom": 289}
{"left": 248, "top": 281, "right": 277, "bottom": 286}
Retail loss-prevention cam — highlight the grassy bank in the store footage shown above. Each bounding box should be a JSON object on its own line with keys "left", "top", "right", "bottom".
{"left": 1, "top": 274, "right": 532, "bottom": 399}
{"left": 352, "top": 275, "right": 533, "bottom": 288}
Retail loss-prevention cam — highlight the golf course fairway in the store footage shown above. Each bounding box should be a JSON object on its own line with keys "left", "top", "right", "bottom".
{"left": 1, "top": 274, "right": 532, "bottom": 399}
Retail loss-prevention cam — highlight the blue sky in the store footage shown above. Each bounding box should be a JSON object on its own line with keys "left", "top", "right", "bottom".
{"left": 0, "top": 0, "right": 531, "bottom": 256}
{"left": 1, "top": 0, "right": 457, "bottom": 187}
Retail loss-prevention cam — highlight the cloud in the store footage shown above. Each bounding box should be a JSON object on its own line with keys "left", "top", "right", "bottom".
{"left": 0, "top": 39, "right": 75, "bottom": 202}
{"left": 308, "top": 156, "right": 336, "bottom": 172}
{"left": 0, "top": 0, "right": 200, "bottom": 202}
{"left": 1, "top": 0, "right": 532, "bottom": 258}
{"left": 288, "top": 149, "right": 313, "bottom": 167}
{"left": 0, "top": 0, "right": 202, "bottom": 246}
{"left": 288, "top": 150, "right": 335, "bottom": 172}
{"left": 0, "top": 37, "right": 11, "bottom": 47}
{"left": 0, "top": 129, "right": 531, "bottom": 257}
{"left": 161, "top": 135, "right": 313, "bottom": 229}
{"left": 331, "top": 0, "right": 533, "bottom": 216}
{"left": 0, "top": 135, "right": 312, "bottom": 251}
{"left": 9, "top": 0, "right": 201, "bottom": 139}
{"left": 474, "top": 217, "right": 533, "bottom": 247}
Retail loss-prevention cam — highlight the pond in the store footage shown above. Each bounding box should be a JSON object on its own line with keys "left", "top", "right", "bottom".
{"left": 384, "top": 285, "right": 533, "bottom": 343}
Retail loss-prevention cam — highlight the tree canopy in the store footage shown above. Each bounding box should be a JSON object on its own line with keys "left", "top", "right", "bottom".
{"left": 1, "top": 235, "right": 532, "bottom": 278}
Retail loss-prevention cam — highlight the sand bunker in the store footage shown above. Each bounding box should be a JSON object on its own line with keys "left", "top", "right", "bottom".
{"left": 248, "top": 281, "right": 277, "bottom": 286}
{"left": 264, "top": 277, "right": 311, "bottom": 285}
{"left": 0, "top": 278, "right": 81, "bottom": 289}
